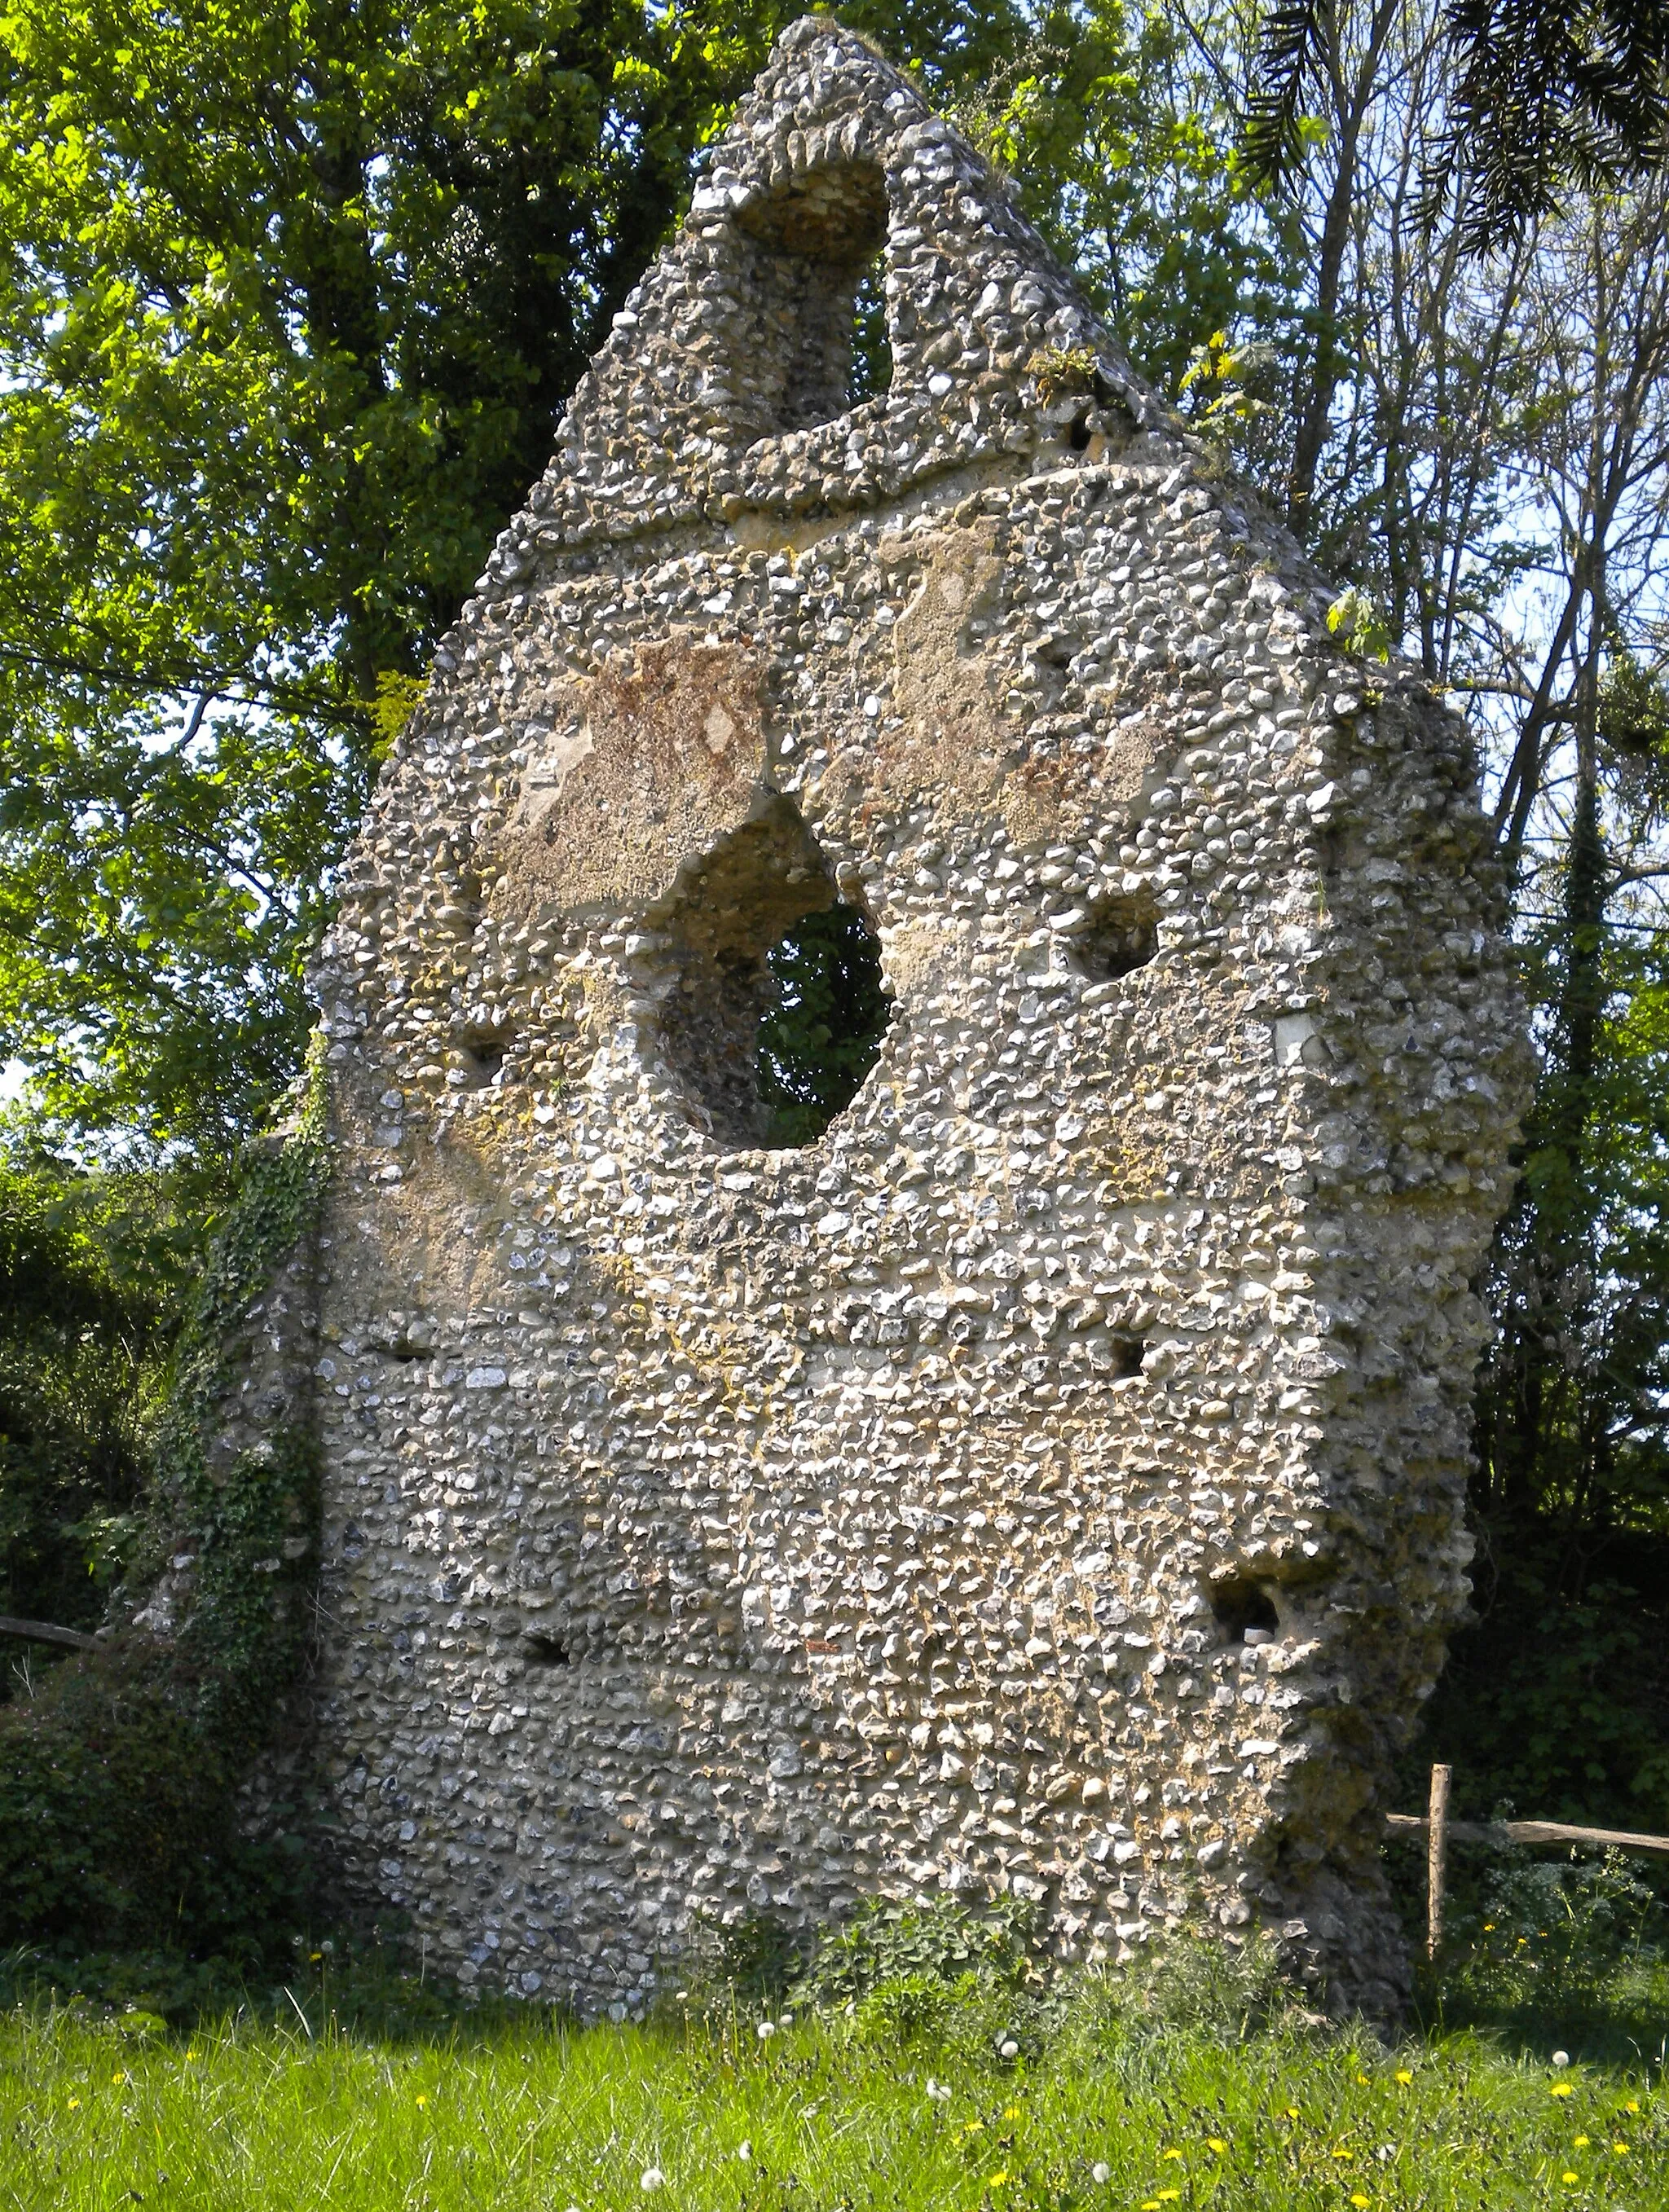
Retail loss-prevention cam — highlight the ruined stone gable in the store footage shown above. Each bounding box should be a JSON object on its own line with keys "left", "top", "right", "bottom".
{"left": 298, "top": 17, "right": 1526, "bottom": 2019}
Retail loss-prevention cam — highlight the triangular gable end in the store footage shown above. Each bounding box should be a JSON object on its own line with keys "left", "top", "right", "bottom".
{"left": 474, "top": 15, "right": 1168, "bottom": 584}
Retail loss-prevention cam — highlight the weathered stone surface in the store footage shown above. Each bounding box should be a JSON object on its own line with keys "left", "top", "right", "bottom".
{"left": 288, "top": 17, "right": 1526, "bottom": 2021}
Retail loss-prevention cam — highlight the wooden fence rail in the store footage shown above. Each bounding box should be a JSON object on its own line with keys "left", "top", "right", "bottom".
{"left": 1385, "top": 1811, "right": 1669, "bottom": 1859}
{"left": 1386, "top": 1763, "right": 1669, "bottom": 1956}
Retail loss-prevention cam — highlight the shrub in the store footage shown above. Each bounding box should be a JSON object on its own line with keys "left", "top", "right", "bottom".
{"left": 0, "top": 1052, "right": 328, "bottom": 1959}
{"left": 1439, "top": 1845, "right": 1663, "bottom": 2015}
{"left": 794, "top": 1894, "right": 1045, "bottom": 2012}
{"left": 684, "top": 1909, "right": 804, "bottom": 2004}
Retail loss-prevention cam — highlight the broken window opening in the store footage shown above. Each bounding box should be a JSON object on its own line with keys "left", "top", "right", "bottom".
{"left": 651, "top": 794, "right": 890, "bottom": 1150}
{"left": 758, "top": 902, "right": 892, "bottom": 1146}
{"left": 1076, "top": 892, "right": 1159, "bottom": 982}
{"left": 1209, "top": 1572, "right": 1280, "bottom": 1643}
{"left": 734, "top": 159, "right": 892, "bottom": 433}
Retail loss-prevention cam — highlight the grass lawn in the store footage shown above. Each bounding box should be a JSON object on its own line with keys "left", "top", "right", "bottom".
{"left": 3, "top": 1968, "right": 1667, "bottom": 2212}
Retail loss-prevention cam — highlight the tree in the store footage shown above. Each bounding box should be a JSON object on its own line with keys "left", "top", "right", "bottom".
{"left": 0, "top": 0, "right": 747, "bottom": 1157}
{"left": 956, "top": 0, "right": 1305, "bottom": 434}
{"left": 0, "top": 1163, "right": 178, "bottom": 1638}
{"left": 758, "top": 904, "right": 893, "bottom": 1147}
{"left": 1244, "top": 0, "right": 1669, "bottom": 253}
{"left": 0, "top": 0, "right": 1040, "bottom": 1165}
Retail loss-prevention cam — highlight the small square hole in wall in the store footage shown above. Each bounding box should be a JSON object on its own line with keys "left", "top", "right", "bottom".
{"left": 733, "top": 159, "right": 892, "bottom": 430}
{"left": 1075, "top": 892, "right": 1159, "bottom": 981}
{"left": 519, "top": 1629, "right": 570, "bottom": 1665}
{"left": 1209, "top": 1572, "right": 1280, "bottom": 1643}
{"left": 449, "top": 1027, "right": 516, "bottom": 1087}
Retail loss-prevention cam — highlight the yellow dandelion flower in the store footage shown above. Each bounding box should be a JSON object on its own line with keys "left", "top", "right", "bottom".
{"left": 1351, "top": 2197, "right": 1370, "bottom": 2209}
{"left": 1160, "top": 2148, "right": 1182, "bottom": 2160}
{"left": 1285, "top": 2105, "right": 1301, "bottom": 2118}
{"left": 989, "top": 2170, "right": 1009, "bottom": 2188}
{"left": 1355, "top": 2073, "right": 1369, "bottom": 2085}
{"left": 1614, "top": 2143, "right": 1631, "bottom": 2155}
{"left": 111, "top": 2071, "right": 126, "bottom": 2085}
{"left": 67, "top": 2098, "right": 81, "bottom": 2111}
{"left": 1394, "top": 2070, "right": 1413, "bottom": 2086}
{"left": 1156, "top": 2192, "right": 1181, "bottom": 2204}
{"left": 1206, "top": 2139, "right": 1227, "bottom": 2155}
{"left": 1142, "top": 2201, "right": 1162, "bottom": 2210}
{"left": 416, "top": 2094, "right": 429, "bottom": 2109}
{"left": 1551, "top": 2084, "right": 1574, "bottom": 2099}
{"left": 1574, "top": 2135, "right": 1589, "bottom": 2148}
{"left": 1004, "top": 2106, "right": 1024, "bottom": 2121}
{"left": 1331, "top": 2145, "right": 1354, "bottom": 2159}
{"left": 1562, "top": 2175, "right": 1579, "bottom": 2187}
{"left": 1625, "top": 2100, "right": 1640, "bottom": 2114}
{"left": 185, "top": 2049, "right": 198, "bottom": 2062}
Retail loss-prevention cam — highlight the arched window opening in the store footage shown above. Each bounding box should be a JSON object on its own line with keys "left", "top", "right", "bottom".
{"left": 650, "top": 796, "right": 891, "bottom": 1150}
{"left": 758, "top": 903, "right": 892, "bottom": 1146}
{"left": 733, "top": 160, "right": 892, "bottom": 432}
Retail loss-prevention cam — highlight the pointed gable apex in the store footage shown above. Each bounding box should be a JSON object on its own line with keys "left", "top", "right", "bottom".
{"left": 475, "top": 14, "right": 1169, "bottom": 588}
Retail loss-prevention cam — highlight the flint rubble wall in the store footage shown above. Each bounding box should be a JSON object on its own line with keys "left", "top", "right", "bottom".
{"left": 293, "top": 18, "right": 1526, "bottom": 2021}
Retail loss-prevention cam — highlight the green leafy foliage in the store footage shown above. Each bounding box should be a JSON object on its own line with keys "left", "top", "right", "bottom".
{"left": 1403, "top": 1537, "right": 1669, "bottom": 1837}
{"left": 1240, "top": 0, "right": 1328, "bottom": 191}
{"left": 1467, "top": 1848, "right": 1662, "bottom": 2003}
{"left": 685, "top": 1909, "right": 805, "bottom": 2005}
{"left": 1243, "top": 0, "right": 1669, "bottom": 253}
{"left": 0, "top": 0, "right": 1039, "bottom": 1159}
{"left": 1429, "top": 667, "right": 1669, "bottom": 1838}
{"left": 0, "top": 0, "right": 742, "bottom": 1155}
{"left": 0, "top": 1053, "right": 328, "bottom": 1954}
{"left": 1441, "top": 0, "right": 1669, "bottom": 249}
{"left": 955, "top": 1, "right": 1306, "bottom": 477}
{"left": 1323, "top": 585, "right": 1392, "bottom": 662}
{"left": 791, "top": 1894, "right": 1045, "bottom": 2010}
{"left": 0, "top": 1165, "right": 180, "bottom": 1634}
{"left": 847, "top": 263, "right": 895, "bottom": 407}
{"left": 757, "top": 903, "right": 892, "bottom": 1147}
{"left": 1422, "top": 1843, "right": 1669, "bottom": 2056}
{"left": 1178, "top": 324, "right": 1275, "bottom": 437}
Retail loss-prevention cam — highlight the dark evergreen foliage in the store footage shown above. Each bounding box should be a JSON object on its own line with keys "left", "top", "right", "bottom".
{"left": 1244, "top": 0, "right": 1669, "bottom": 248}
{"left": 757, "top": 904, "right": 892, "bottom": 1148}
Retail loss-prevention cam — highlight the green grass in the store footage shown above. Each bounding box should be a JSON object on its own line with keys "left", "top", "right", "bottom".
{"left": 3, "top": 1972, "right": 1667, "bottom": 2212}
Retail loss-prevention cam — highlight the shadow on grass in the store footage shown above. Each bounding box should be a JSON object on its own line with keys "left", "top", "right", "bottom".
{"left": 0, "top": 1935, "right": 553, "bottom": 2047}
{"left": 10, "top": 1904, "right": 1669, "bottom": 2079}
{"left": 1413, "top": 1956, "right": 1669, "bottom": 2073}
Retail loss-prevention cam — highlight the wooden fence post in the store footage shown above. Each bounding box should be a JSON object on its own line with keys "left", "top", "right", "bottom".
{"left": 1427, "top": 1762, "right": 1452, "bottom": 1962}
